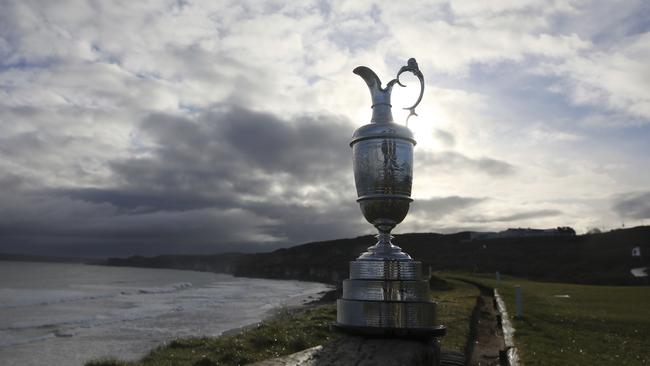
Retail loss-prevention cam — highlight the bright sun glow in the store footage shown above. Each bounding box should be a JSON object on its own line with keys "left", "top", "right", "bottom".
{"left": 389, "top": 74, "right": 446, "bottom": 151}
{"left": 408, "top": 104, "right": 444, "bottom": 150}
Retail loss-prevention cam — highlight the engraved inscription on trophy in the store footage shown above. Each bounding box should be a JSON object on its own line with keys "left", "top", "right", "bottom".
{"left": 353, "top": 139, "right": 412, "bottom": 198}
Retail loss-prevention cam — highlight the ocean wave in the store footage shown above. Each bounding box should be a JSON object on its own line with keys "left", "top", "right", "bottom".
{"left": 0, "top": 329, "right": 76, "bottom": 349}
{"left": 0, "top": 291, "right": 115, "bottom": 310}
{"left": 121, "top": 282, "right": 193, "bottom": 295}
{"left": 0, "top": 333, "right": 56, "bottom": 348}
{"left": 2, "top": 305, "right": 175, "bottom": 332}
{"left": 0, "top": 282, "right": 193, "bottom": 310}
{"left": 4, "top": 315, "right": 102, "bottom": 331}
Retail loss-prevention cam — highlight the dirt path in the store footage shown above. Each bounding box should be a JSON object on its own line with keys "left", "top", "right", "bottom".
{"left": 468, "top": 293, "right": 506, "bottom": 366}
{"left": 445, "top": 278, "right": 509, "bottom": 366}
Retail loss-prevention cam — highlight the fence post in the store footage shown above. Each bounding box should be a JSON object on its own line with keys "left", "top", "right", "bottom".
{"left": 515, "top": 285, "right": 523, "bottom": 318}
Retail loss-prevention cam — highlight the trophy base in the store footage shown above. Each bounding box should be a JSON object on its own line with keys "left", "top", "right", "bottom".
{"left": 335, "top": 259, "right": 445, "bottom": 340}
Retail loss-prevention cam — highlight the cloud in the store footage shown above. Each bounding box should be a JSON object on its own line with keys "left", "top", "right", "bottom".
{"left": 382, "top": 1, "right": 591, "bottom": 74}
{"left": 433, "top": 129, "right": 456, "bottom": 147}
{"left": 613, "top": 191, "right": 650, "bottom": 219}
{"left": 418, "top": 151, "right": 515, "bottom": 177}
{"left": 0, "top": 106, "right": 364, "bottom": 255}
{"left": 541, "top": 32, "right": 650, "bottom": 122}
{"left": 115, "top": 106, "right": 355, "bottom": 199}
{"left": 528, "top": 123, "right": 583, "bottom": 142}
{"left": 465, "top": 209, "right": 563, "bottom": 223}
{"left": 410, "top": 196, "right": 486, "bottom": 220}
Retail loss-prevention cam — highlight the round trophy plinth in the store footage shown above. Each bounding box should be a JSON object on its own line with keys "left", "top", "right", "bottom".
{"left": 342, "top": 279, "right": 430, "bottom": 301}
{"left": 336, "top": 299, "right": 445, "bottom": 338}
{"left": 335, "top": 259, "right": 445, "bottom": 339}
{"left": 350, "top": 260, "right": 423, "bottom": 280}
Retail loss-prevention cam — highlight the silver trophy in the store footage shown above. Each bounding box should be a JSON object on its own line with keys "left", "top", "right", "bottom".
{"left": 336, "top": 58, "right": 445, "bottom": 338}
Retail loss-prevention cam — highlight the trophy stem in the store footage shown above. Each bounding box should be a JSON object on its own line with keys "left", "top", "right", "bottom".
{"left": 376, "top": 232, "right": 394, "bottom": 252}
{"left": 356, "top": 231, "right": 412, "bottom": 261}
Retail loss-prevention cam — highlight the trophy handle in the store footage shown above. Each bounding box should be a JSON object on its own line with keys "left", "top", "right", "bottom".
{"left": 394, "top": 58, "right": 424, "bottom": 126}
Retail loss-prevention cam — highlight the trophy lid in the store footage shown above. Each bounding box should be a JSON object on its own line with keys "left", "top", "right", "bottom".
{"left": 350, "top": 122, "right": 415, "bottom": 146}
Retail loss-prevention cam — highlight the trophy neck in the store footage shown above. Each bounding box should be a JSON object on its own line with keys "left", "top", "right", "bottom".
{"left": 371, "top": 103, "right": 393, "bottom": 123}
{"left": 353, "top": 66, "right": 396, "bottom": 124}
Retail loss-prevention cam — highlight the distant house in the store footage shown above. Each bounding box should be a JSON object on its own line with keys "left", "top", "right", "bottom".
{"left": 469, "top": 227, "right": 576, "bottom": 241}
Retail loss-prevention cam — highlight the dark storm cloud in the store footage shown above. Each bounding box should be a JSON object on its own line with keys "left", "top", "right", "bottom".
{"left": 0, "top": 106, "right": 361, "bottom": 256}
{"left": 613, "top": 191, "right": 650, "bottom": 219}
{"left": 418, "top": 151, "right": 515, "bottom": 177}
{"left": 242, "top": 200, "right": 365, "bottom": 245}
{"left": 410, "top": 196, "right": 485, "bottom": 219}
{"left": 51, "top": 105, "right": 358, "bottom": 221}
{"left": 112, "top": 107, "right": 353, "bottom": 193}
{"left": 203, "top": 107, "right": 352, "bottom": 178}
{"left": 109, "top": 105, "right": 363, "bottom": 246}
{"left": 53, "top": 188, "right": 226, "bottom": 213}
{"left": 466, "top": 209, "right": 562, "bottom": 223}
{"left": 0, "top": 204, "right": 285, "bottom": 256}
{"left": 0, "top": 173, "right": 28, "bottom": 190}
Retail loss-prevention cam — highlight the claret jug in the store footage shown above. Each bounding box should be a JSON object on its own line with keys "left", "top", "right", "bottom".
{"left": 336, "top": 58, "right": 446, "bottom": 338}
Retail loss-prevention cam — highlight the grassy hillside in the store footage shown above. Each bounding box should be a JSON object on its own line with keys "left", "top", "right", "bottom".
{"left": 232, "top": 226, "right": 650, "bottom": 285}
{"left": 106, "top": 226, "right": 650, "bottom": 286}
{"left": 455, "top": 272, "right": 650, "bottom": 365}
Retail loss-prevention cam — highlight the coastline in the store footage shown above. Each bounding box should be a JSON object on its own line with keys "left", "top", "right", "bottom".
{"left": 87, "top": 282, "right": 336, "bottom": 365}
{"left": 0, "top": 261, "right": 333, "bottom": 366}
{"left": 87, "top": 291, "right": 339, "bottom": 366}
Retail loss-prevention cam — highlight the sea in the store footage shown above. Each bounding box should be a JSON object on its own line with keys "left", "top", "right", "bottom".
{"left": 0, "top": 261, "right": 331, "bottom": 366}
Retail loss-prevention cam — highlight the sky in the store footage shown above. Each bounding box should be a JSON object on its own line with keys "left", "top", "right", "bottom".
{"left": 1, "top": 0, "right": 649, "bottom": 257}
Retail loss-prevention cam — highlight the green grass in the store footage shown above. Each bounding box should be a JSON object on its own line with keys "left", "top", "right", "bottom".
{"left": 454, "top": 272, "right": 650, "bottom": 365}
{"left": 430, "top": 274, "right": 480, "bottom": 353}
{"left": 86, "top": 304, "right": 339, "bottom": 366}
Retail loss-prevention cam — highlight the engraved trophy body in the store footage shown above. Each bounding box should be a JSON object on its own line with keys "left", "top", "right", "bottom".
{"left": 336, "top": 59, "right": 446, "bottom": 338}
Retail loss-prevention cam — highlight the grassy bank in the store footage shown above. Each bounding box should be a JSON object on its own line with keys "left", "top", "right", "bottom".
{"left": 87, "top": 276, "right": 479, "bottom": 366}
{"left": 87, "top": 304, "right": 338, "bottom": 366}
{"left": 430, "top": 275, "right": 480, "bottom": 353}
{"left": 455, "top": 272, "right": 650, "bottom": 365}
